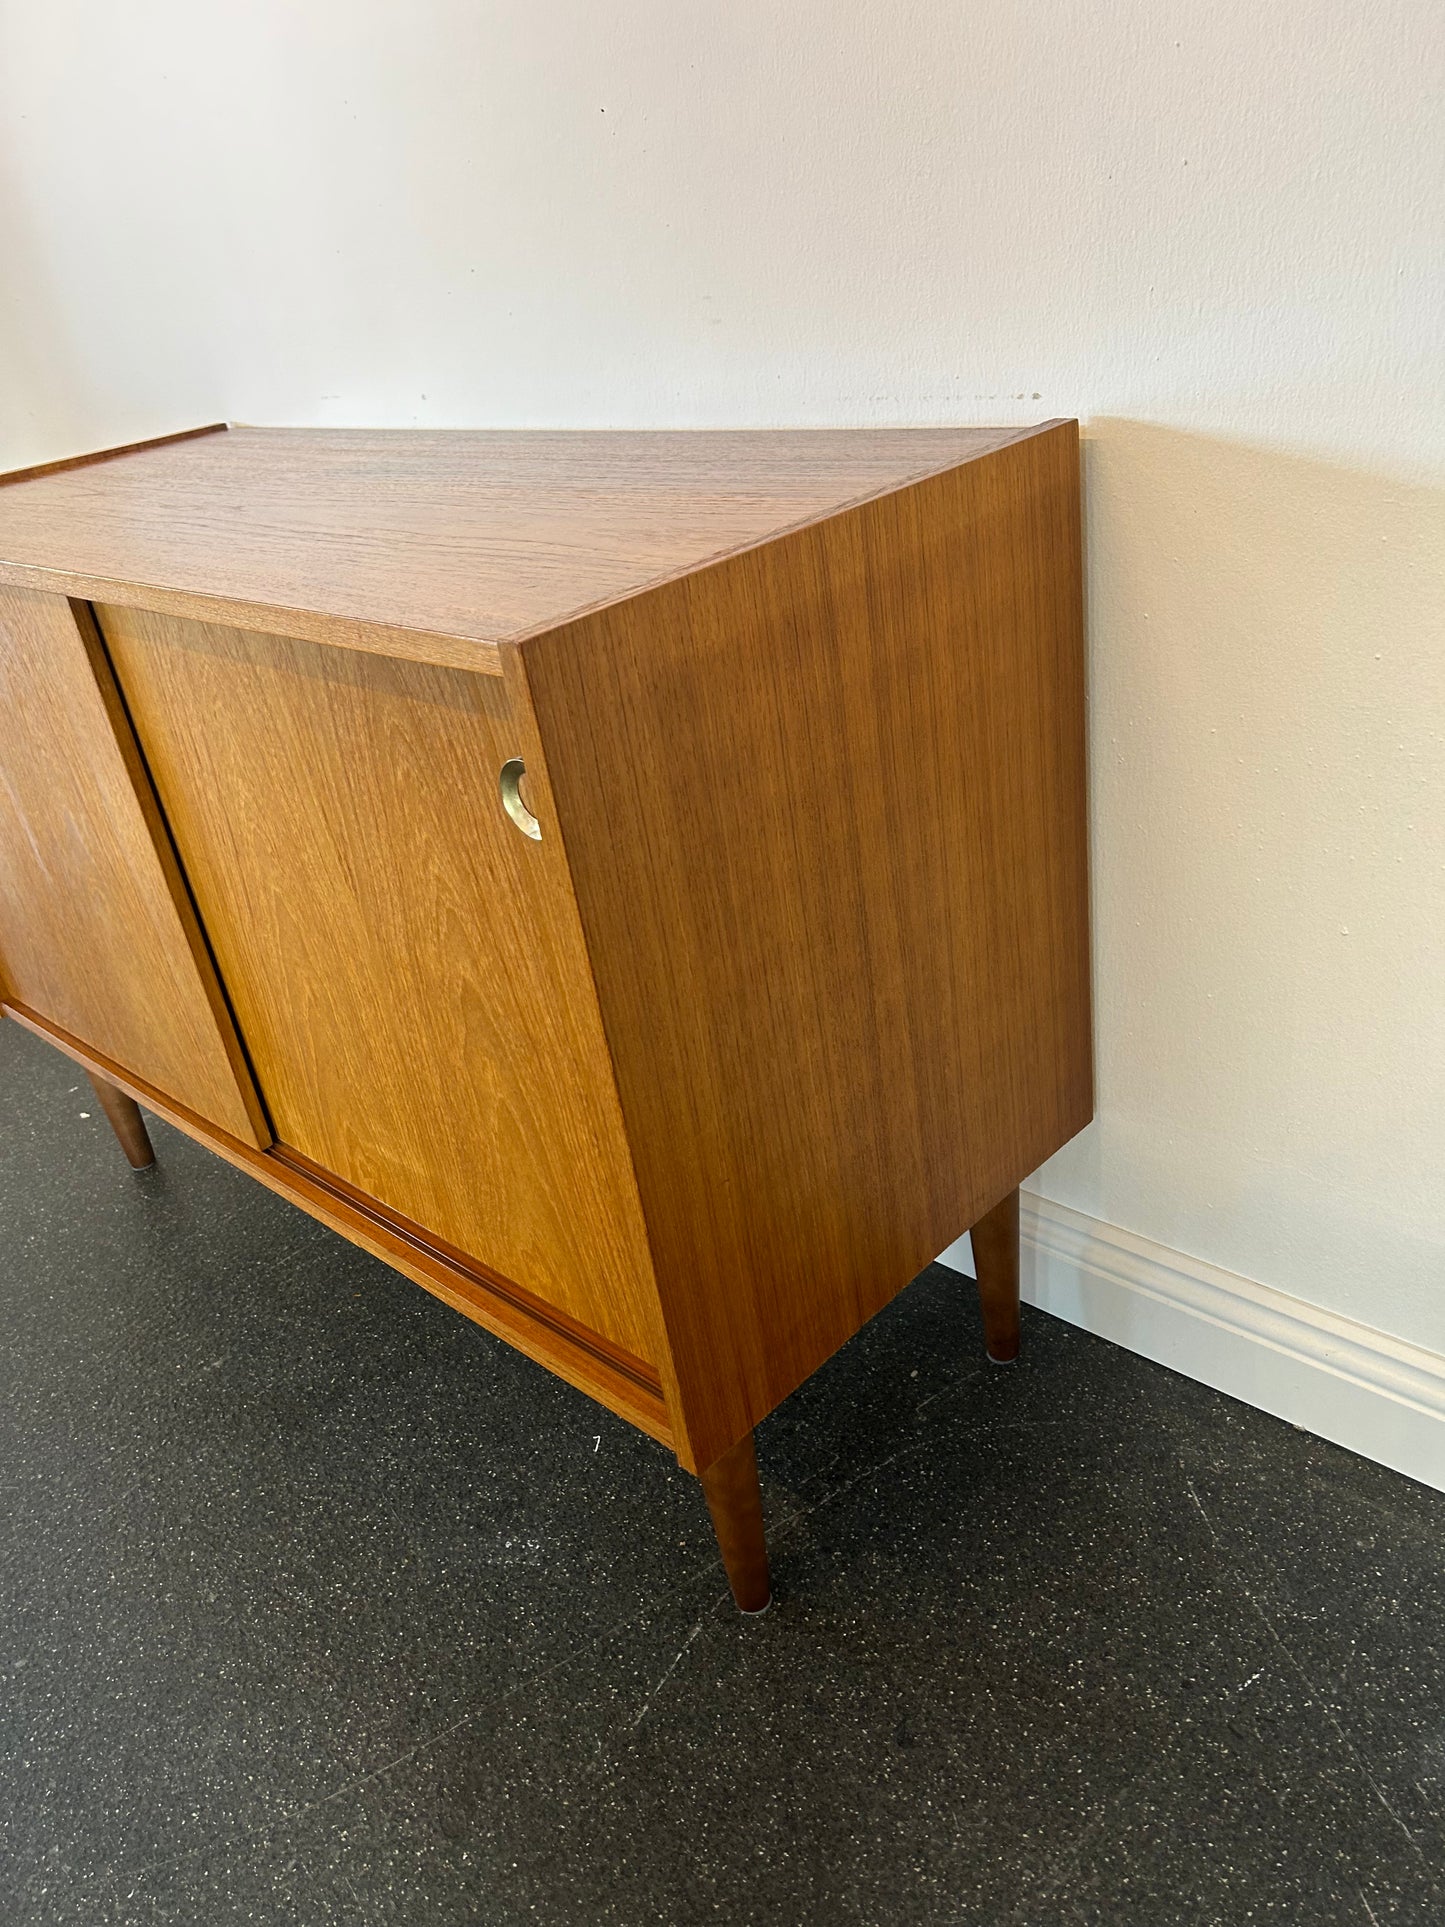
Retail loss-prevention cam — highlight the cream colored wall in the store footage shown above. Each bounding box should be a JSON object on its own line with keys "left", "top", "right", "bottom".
{"left": 1046, "top": 425, "right": 1443, "bottom": 1350}
{"left": 2, "top": 3, "right": 1441, "bottom": 1356}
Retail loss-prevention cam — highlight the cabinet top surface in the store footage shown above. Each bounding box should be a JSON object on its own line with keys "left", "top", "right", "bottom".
{"left": 0, "top": 423, "right": 1059, "bottom": 663}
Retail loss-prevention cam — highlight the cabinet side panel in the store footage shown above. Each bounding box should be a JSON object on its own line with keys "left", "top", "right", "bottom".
{"left": 0, "top": 586, "right": 267, "bottom": 1144}
{"left": 525, "top": 424, "right": 1091, "bottom": 1468}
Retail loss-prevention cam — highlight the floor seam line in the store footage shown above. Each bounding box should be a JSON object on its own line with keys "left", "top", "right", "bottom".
{"left": 1184, "top": 1469, "right": 1426, "bottom": 1864}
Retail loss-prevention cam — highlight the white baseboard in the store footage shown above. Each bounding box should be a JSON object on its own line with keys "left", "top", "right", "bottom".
{"left": 938, "top": 1195, "right": 1445, "bottom": 1495}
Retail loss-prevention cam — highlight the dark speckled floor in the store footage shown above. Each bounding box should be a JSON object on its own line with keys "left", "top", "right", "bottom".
{"left": 4, "top": 1021, "right": 1445, "bottom": 1926}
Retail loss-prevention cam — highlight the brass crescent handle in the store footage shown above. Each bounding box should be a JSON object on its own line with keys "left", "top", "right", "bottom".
{"left": 499, "top": 758, "right": 542, "bottom": 839}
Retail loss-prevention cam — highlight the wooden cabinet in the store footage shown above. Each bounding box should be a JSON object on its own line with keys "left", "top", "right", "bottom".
{"left": 0, "top": 423, "right": 1091, "bottom": 1609}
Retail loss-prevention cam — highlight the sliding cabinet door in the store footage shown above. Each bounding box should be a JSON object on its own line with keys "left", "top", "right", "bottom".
{"left": 0, "top": 587, "right": 267, "bottom": 1144}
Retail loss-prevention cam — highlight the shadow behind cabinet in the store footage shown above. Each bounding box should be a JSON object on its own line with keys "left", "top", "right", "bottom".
{"left": 0, "top": 423, "right": 1091, "bottom": 1610}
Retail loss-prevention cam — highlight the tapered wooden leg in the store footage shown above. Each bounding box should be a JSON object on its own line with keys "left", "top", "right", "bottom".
{"left": 86, "top": 1071, "right": 155, "bottom": 1169}
{"left": 970, "top": 1186, "right": 1020, "bottom": 1363}
{"left": 699, "top": 1432, "right": 771, "bottom": 1613}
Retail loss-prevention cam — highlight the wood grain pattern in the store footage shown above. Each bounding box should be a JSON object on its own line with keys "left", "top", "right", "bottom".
{"left": 4, "top": 1001, "right": 671, "bottom": 1447}
{"left": 0, "top": 427, "right": 1042, "bottom": 674}
{"left": 270, "top": 1141, "right": 664, "bottom": 1402}
{"left": 525, "top": 422, "right": 1091, "bottom": 1471}
{"left": 0, "top": 587, "right": 267, "bottom": 1144}
{"left": 98, "top": 603, "right": 667, "bottom": 1368}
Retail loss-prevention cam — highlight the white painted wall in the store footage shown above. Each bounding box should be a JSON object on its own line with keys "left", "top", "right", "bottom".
{"left": 2, "top": 7, "right": 1442, "bottom": 1373}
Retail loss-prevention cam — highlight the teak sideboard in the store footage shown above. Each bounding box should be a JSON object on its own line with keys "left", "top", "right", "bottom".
{"left": 0, "top": 422, "right": 1090, "bottom": 1611}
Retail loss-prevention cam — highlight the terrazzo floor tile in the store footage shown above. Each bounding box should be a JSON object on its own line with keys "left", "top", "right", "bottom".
{"left": 3, "top": 1017, "right": 1444, "bottom": 1925}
